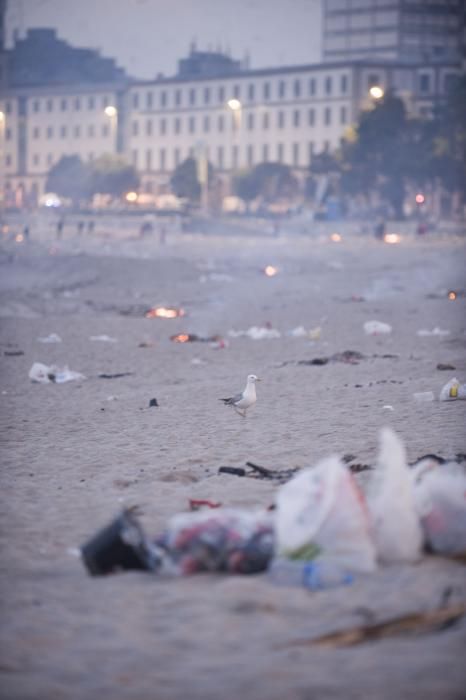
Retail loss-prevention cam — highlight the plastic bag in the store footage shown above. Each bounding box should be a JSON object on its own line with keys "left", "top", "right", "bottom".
{"left": 412, "top": 458, "right": 466, "bottom": 555}
{"left": 228, "top": 326, "right": 281, "bottom": 340}
{"left": 363, "top": 320, "right": 392, "bottom": 335}
{"left": 367, "top": 428, "right": 423, "bottom": 563}
{"left": 439, "top": 377, "right": 466, "bottom": 401}
{"left": 155, "top": 508, "right": 274, "bottom": 575}
{"left": 275, "top": 456, "right": 377, "bottom": 573}
{"left": 29, "top": 362, "right": 85, "bottom": 384}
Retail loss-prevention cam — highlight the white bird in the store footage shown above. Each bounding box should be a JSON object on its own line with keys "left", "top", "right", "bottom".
{"left": 220, "top": 374, "right": 260, "bottom": 417}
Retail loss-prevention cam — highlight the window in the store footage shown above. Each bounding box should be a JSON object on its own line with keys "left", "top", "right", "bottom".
{"left": 278, "top": 111, "right": 285, "bottom": 128}
{"left": 175, "top": 89, "right": 181, "bottom": 106}
{"left": 204, "top": 87, "right": 210, "bottom": 104}
{"left": 60, "top": 125, "right": 67, "bottom": 138}
{"left": 33, "top": 127, "right": 40, "bottom": 139}
{"left": 263, "top": 82, "right": 270, "bottom": 100}
{"left": 368, "top": 74, "right": 379, "bottom": 88}
{"left": 146, "top": 91, "right": 153, "bottom": 109}
{"left": 247, "top": 144, "right": 254, "bottom": 166}
{"left": 47, "top": 153, "right": 53, "bottom": 166}
{"left": 293, "top": 109, "right": 300, "bottom": 127}
{"left": 189, "top": 88, "right": 196, "bottom": 105}
{"left": 277, "top": 143, "right": 284, "bottom": 162}
{"left": 60, "top": 98, "right": 67, "bottom": 111}
{"left": 233, "top": 84, "right": 240, "bottom": 98}
{"left": 161, "top": 91, "right": 167, "bottom": 107}
{"left": 174, "top": 117, "right": 181, "bottom": 134}
{"left": 160, "top": 118, "right": 166, "bottom": 135}
{"left": 74, "top": 125, "right": 81, "bottom": 138}
{"left": 102, "top": 124, "right": 109, "bottom": 137}
{"left": 5, "top": 101, "right": 11, "bottom": 113}
{"left": 132, "top": 120, "right": 139, "bottom": 136}
{"left": 419, "top": 74, "right": 430, "bottom": 93}
{"left": 88, "top": 96, "right": 95, "bottom": 109}
{"left": 308, "top": 108, "right": 315, "bottom": 126}
{"left": 189, "top": 116, "right": 195, "bottom": 133}
{"left": 309, "top": 78, "right": 316, "bottom": 96}
{"left": 324, "top": 107, "right": 331, "bottom": 125}
{"left": 325, "top": 77, "right": 332, "bottom": 95}
{"left": 88, "top": 125, "right": 94, "bottom": 137}
{"left": 308, "top": 142, "right": 314, "bottom": 162}
{"left": 263, "top": 112, "right": 269, "bottom": 129}
{"left": 248, "top": 84, "right": 255, "bottom": 100}
{"left": 146, "top": 119, "right": 152, "bottom": 136}
{"left": 46, "top": 99, "right": 53, "bottom": 112}
{"left": 132, "top": 93, "right": 139, "bottom": 109}
{"left": 341, "top": 75, "right": 348, "bottom": 93}
{"left": 444, "top": 73, "right": 458, "bottom": 93}
{"left": 46, "top": 126, "right": 53, "bottom": 139}
{"left": 293, "top": 143, "right": 299, "bottom": 166}
{"left": 174, "top": 148, "right": 180, "bottom": 167}
{"left": 247, "top": 113, "right": 254, "bottom": 130}
{"left": 146, "top": 149, "right": 152, "bottom": 170}
{"left": 218, "top": 86, "right": 225, "bottom": 102}
{"left": 217, "top": 146, "right": 224, "bottom": 168}
{"left": 132, "top": 149, "right": 138, "bottom": 167}
{"left": 278, "top": 80, "right": 286, "bottom": 98}
{"left": 102, "top": 96, "right": 108, "bottom": 108}
{"left": 203, "top": 115, "right": 210, "bottom": 132}
{"left": 74, "top": 97, "right": 81, "bottom": 110}
{"left": 33, "top": 99, "right": 40, "bottom": 112}
{"left": 294, "top": 79, "right": 301, "bottom": 97}
{"left": 5, "top": 154, "right": 12, "bottom": 166}
{"left": 5, "top": 127, "right": 12, "bottom": 140}
{"left": 262, "top": 144, "right": 269, "bottom": 162}
{"left": 159, "top": 148, "right": 166, "bottom": 170}
{"left": 33, "top": 154, "right": 40, "bottom": 166}
{"left": 217, "top": 114, "right": 224, "bottom": 132}
{"left": 232, "top": 145, "right": 238, "bottom": 168}
{"left": 323, "top": 139, "right": 330, "bottom": 152}
{"left": 340, "top": 106, "right": 347, "bottom": 124}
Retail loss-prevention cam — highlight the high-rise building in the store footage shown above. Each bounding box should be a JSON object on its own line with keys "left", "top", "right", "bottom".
{"left": 322, "top": 0, "right": 466, "bottom": 64}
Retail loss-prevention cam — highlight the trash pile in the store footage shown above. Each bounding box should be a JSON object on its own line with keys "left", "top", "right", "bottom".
{"left": 29, "top": 362, "right": 85, "bottom": 384}
{"left": 80, "top": 429, "right": 466, "bottom": 588}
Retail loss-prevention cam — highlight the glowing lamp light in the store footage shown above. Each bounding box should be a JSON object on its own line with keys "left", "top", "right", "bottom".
{"left": 227, "top": 99, "right": 241, "bottom": 111}
{"left": 448, "top": 291, "right": 457, "bottom": 301}
{"left": 104, "top": 105, "right": 117, "bottom": 118}
{"left": 264, "top": 265, "right": 278, "bottom": 277}
{"left": 415, "top": 193, "right": 425, "bottom": 204}
{"left": 145, "top": 306, "right": 185, "bottom": 319}
{"left": 369, "top": 86, "right": 384, "bottom": 100}
{"left": 0, "top": 110, "right": 5, "bottom": 122}
{"left": 15, "top": 233, "right": 24, "bottom": 243}
{"left": 384, "top": 233, "right": 401, "bottom": 244}
{"left": 330, "top": 232, "right": 342, "bottom": 242}
{"left": 125, "top": 191, "right": 138, "bottom": 203}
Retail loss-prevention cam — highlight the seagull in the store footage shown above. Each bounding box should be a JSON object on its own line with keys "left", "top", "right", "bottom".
{"left": 220, "top": 374, "right": 260, "bottom": 417}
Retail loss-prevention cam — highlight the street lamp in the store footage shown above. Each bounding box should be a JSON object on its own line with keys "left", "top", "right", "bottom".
{"left": 104, "top": 105, "right": 118, "bottom": 152}
{"left": 369, "top": 86, "right": 384, "bottom": 100}
{"left": 227, "top": 98, "right": 242, "bottom": 130}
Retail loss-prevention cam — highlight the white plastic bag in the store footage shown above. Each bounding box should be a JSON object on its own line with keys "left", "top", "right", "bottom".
{"left": 275, "top": 456, "right": 377, "bottom": 573}
{"left": 367, "top": 428, "right": 423, "bottom": 563}
{"left": 29, "top": 362, "right": 85, "bottom": 384}
{"left": 412, "top": 459, "right": 466, "bottom": 555}
{"left": 363, "top": 320, "right": 392, "bottom": 335}
{"left": 439, "top": 377, "right": 466, "bottom": 401}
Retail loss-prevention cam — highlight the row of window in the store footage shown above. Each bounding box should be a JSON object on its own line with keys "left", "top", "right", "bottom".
{"left": 30, "top": 124, "right": 112, "bottom": 139}
{"left": 132, "top": 105, "right": 348, "bottom": 137}
{"left": 29, "top": 95, "right": 113, "bottom": 114}
{"left": 132, "top": 140, "right": 328, "bottom": 171}
{"left": 131, "top": 75, "right": 350, "bottom": 110}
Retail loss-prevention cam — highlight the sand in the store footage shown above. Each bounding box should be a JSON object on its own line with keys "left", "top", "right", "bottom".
{"left": 1, "top": 220, "right": 466, "bottom": 699}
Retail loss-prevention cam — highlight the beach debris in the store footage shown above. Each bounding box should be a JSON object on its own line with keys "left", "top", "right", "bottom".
{"left": 98, "top": 372, "right": 133, "bottom": 379}
{"left": 29, "top": 362, "right": 85, "bottom": 384}
{"left": 411, "top": 458, "right": 466, "bottom": 555}
{"left": 218, "top": 467, "right": 246, "bottom": 477}
{"left": 89, "top": 335, "right": 118, "bottom": 342}
{"left": 275, "top": 455, "right": 377, "bottom": 574}
{"left": 383, "top": 233, "right": 401, "bottom": 244}
{"left": 364, "top": 321, "right": 392, "bottom": 335}
{"left": 81, "top": 509, "right": 159, "bottom": 576}
{"left": 138, "top": 341, "right": 155, "bottom": 348}
{"left": 436, "top": 363, "right": 456, "bottom": 371}
{"left": 199, "top": 272, "right": 234, "bottom": 283}
{"left": 263, "top": 265, "right": 278, "bottom": 277}
{"left": 413, "top": 391, "right": 435, "bottom": 402}
{"left": 268, "top": 558, "right": 354, "bottom": 590}
{"left": 228, "top": 326, "right": 281, "bottom": 340}
{"left": 37, "top": 333, "right": 62, "bottom": 343}
{"left": 382, "top": 405, "right": 395, "bottom": 411}
{"left": 297, "top": 350, "right": 366, "bottom": 366}
{"left": 439, "top": 377, "right": 466, "bottom": 401}
{"left": 367, "top": 428, "right": 423, "bottom": 564}
{"left": 220, "top": 374, "right": 259, "bottom": 418}
{"left": 287, "top": 325, "right": 322, "bottom": 340}
{"left": 170, "top": 333, "right": 225, "bottom": 346}
{"left": 149, "top": 398, "right": 159, "bottom": 407}
{"left": 189, "top": 499, "right": 222, "bottom": 511}
{"left": 145, "top": 306, "right": 185, "bottom": 319}
{"left": 4, "top": 350, "right": 24, "bottom": 356}
{"left": 417, "top": 327, "right": 450, "bottom": 337}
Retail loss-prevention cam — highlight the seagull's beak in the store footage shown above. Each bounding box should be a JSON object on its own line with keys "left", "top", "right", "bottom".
{"left": 256, "top": 377, "right": 262, "bottom": 382}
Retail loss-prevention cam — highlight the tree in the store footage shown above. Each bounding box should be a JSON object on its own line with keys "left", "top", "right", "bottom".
{"left": 45, "top": 155, "right": 92, "bottom": 204}
{"left": 233, "top": 162, "right": 298, "bottom": 202}
{"left": 90, "top": 154, "right": 139, "bottom": 197}
{"left": 170, "top": 157, "right": 214, "bottom": 201}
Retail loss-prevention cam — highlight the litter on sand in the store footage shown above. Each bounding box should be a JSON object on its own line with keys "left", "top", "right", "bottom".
{"left": 98, "top": 372, "right": 133, "bottom": 380}
{"left": 29, "top": 362, "right": 85, "bottom": 384}
{"left": 89, "top": 335, "right": 118, "bottom": 342}
{"left": 287, "top": 326, "right": 322, "bottom": 340}
{"left": 228, "top": 326, "right": 281, "bottom": 340}
{"left": 417, "top": 328, "right": 450, "bottom": 337}
{"left": 363, "top": 321, "right": 392, "bottom": 335}
{"left": 37, "top": 333, "right": 62, "bottom": 343}
{"left": 437, "top": 363, "right": 456, "bottom": 371}
{"left": 413, "top": 391, "right": 435, "bottom": 402}
{"left": 439, "top": 377, "right": 466, "bottom": 401}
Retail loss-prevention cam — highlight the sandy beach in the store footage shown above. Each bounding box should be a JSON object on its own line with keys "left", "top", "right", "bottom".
{"left": 1, "top": 220, "right": 465, "bottom": 699}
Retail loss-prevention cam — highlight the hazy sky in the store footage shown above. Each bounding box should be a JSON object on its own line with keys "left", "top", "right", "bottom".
{"left": 5, "top": 0, "right": 322, "bottom": 79}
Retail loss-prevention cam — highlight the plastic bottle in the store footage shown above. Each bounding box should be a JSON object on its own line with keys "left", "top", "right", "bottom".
{"left": 267, "top": 558, "right": 354, "bottom": 591}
